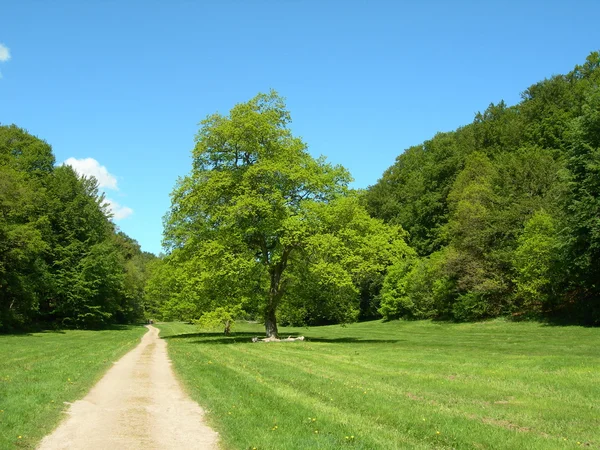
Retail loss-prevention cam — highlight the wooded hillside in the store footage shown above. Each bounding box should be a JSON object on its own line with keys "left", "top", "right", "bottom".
{"left": 365, "top": 52, "right": 600, "bottom": 324}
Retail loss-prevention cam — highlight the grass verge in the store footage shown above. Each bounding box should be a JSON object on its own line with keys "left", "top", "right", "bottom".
{"left": 157, "top": 320, "right": 600, "bottom": 450}
{"left": 0, "top": 325, "right": 146, "bottom": 449}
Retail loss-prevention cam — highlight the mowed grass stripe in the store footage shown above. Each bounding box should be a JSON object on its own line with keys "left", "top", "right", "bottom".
{"left": 0, "top": 326, "right": 146, "bottom": 449}
{"left": 219, "top": 350, "right": 552, "bottom": 449}
{"left": 226, "top": 338, "right": 596, "bottom": 434}
{"left": 182, "top": 344, "right": 506, "bottom": 450}
{"left": 166, "top": 335, "right": 431, "bottom": 449}
{"left": 158, "top": 321, "right": 599, "bottom": 449}
{"left": 203, "top": 346, "right": 425, "bottom": 448}
{"left": 218, "top": 344, "right": 567, "bottom": 448}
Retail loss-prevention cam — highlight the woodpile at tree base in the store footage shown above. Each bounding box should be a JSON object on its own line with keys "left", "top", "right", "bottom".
{"left": 252, "top": 336, "right": 305, "bottom": 343}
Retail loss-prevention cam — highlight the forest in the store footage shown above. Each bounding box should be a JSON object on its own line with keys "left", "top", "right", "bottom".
{"left": 365, "top": 51, "right": 600, "bottom": 326}
{"left": 0, "top": 125, "right": 156, "bottom": 331}
{"left": 2, "top": 51, "right": 599, "bottom": 333}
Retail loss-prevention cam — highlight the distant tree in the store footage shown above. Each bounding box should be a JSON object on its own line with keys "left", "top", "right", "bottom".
{"left": 0, "top": 165, "right": 48, "bottom": 329}
{"left": 194, "top": 305, "right": 243, "bottom": 334}
{"left": 0, "top": 124, "right": 55, "bottom": 175}
{"left": 145, "top": 250, "right": 211, "bottom": 322}
{"left": 512, "top": 210, "right": 559, "bottom": 314}
{"left": 441, "top": 152, "right": 508, "bottom": 320}
{"left": 43, "top": 165, "right": 117, "bottom": 327}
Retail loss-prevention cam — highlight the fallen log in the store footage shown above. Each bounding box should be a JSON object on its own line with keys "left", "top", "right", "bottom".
{"left": 252, "top": 335, "right": 305, "bottom": 343}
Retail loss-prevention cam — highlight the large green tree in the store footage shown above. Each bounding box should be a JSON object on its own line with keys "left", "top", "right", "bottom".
{"left": 164, "top": 91, "right": 410, "bottom": 336}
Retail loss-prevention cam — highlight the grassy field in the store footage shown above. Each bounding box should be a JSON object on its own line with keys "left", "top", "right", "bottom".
{"left": 157, "top": 320, "right": 600, "bottom": 450}
{"left": 0, "top": 325, "right": 146, "bottom": 449}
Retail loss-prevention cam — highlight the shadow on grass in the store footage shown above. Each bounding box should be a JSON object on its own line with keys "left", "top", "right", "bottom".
{"left": 162, "top": 332, "right": 259, "bottom": 340}
{"left": 540, "top": 316, "right": 598, "bottom": 328}
{"left": 304, "top": 337, "right": 401, "bottom": 344}
{"left": 162, "top": 331, "right": 401, "bottom": 345}
{"left": 1, "top": 323, "right": 146, "bottom": 336}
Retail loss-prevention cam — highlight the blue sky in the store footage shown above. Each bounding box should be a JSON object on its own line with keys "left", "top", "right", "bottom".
{"left": 1, "top": 0, "right": 599, "bottom": 255}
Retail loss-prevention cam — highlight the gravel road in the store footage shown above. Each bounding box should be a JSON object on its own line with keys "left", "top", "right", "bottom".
{"left": 38, "top": 325, "right": 219, "bottom": 449}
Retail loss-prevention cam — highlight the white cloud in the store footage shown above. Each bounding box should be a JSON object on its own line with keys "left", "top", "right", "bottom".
{"left": 63, "top": 157, "right": 133, "bottom": 221}
{"left": 0, "top": 44, "right": 10, "bottom": 62}
{"left": 104, "top": 198, "right": 134, "bottom": 221}
{"left": 63, "top": 157, "right": 119, "bottom": 190}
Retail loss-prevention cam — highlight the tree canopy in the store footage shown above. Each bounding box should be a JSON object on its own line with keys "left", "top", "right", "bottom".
{"left": 160, "top": 91, "right": 411, "bottom": 336}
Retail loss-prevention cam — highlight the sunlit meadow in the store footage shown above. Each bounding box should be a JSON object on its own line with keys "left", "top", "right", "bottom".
{"left": 157, "top": 320, "right": 600, "bottom": 450}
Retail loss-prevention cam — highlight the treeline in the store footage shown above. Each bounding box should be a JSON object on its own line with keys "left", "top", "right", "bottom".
{"left": 0, "top": 125, "right": 155, "bottom": 331}
{"left": 365, "top": 51, "right": 600, "bottom": 325}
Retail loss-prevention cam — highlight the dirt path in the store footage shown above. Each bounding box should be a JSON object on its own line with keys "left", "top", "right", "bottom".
{"left": 38, "top": 326, "right": 219, "bottom": 450}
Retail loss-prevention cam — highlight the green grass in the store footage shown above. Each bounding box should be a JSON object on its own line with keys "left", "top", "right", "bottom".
{"left": 157, "top": 320, "right": 600, "bottom": 450}
{"left": 0, "top": 325, "right": 146, "bottom": 449}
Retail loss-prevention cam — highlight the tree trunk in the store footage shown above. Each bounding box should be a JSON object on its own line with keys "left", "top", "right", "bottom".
{"left": 263, "top": 248, "right": 291, "bottom": 338}
{"left": 265, "top": 306, "right": 278, "bottom": 338}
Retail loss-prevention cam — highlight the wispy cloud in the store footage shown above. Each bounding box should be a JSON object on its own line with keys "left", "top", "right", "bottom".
{"left": 0, "top": 43, "right": 10, "bottom": 78}
{"left": 63, "top": 157, "right": 119, "bottom": 190}
{"left": 0, "top": 44, "right": 10, "bottom": 62}
{"left": 104, "top": 199, "right": 134, "bottom": 220}
{"left": 63, "top": 157, "right": 133, "bottom": 221}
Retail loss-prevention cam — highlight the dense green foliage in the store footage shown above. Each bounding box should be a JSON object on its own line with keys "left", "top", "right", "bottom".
{"left": 0, "top": 125, "right": 155, "bottom": 331}
{"left": 153, "top": 92, "right": 411, "bottom": 336}
{"left": 0, "top": 325, "right": 145, "bottom": 449}
{"left": 366, "top": 52, "right": 600, "bottom": 324}
{"left": 157, "top": 320, "right": 600, "bottom": 449}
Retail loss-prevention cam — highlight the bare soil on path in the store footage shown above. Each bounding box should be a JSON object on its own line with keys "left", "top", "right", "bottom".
{"left": 38, "top": 326, "right": 219, "bottom": 450}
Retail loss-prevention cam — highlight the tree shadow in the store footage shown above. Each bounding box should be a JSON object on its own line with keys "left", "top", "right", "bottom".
{"left": 2, "top": 327, "right": 69, "bottom": 336}
{"left": 539, "top": 314, "right": 598, "bottom": 327}
{"left": 162, "top": 331, "right": 259, "bottom": 340}
{"left": 161, "top": 331, "right": 401, "bottom": 345}
{"left": 108, "top": 324, "right": 144, "bottom": 331}
{"left": 0, "top": 330, "right": 37, "bottom": 336}
{"left": 2, "top": 323, "right": 146, "bottom": 336}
